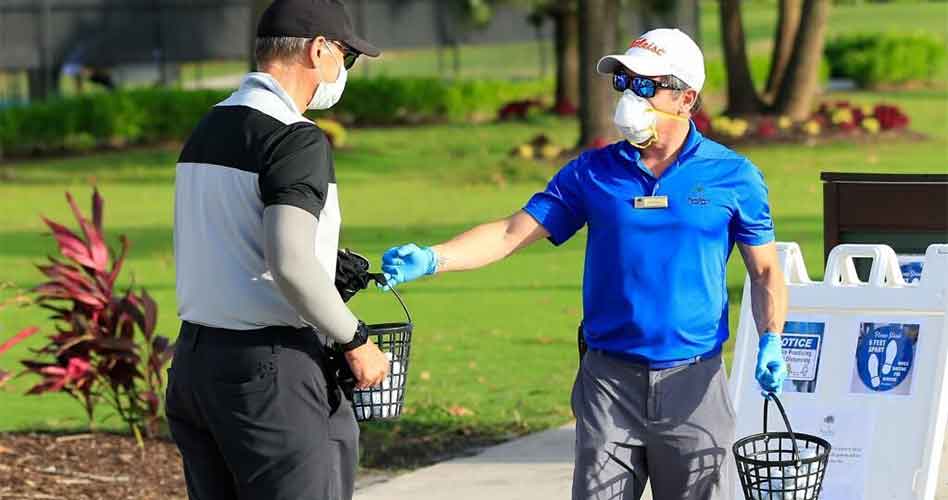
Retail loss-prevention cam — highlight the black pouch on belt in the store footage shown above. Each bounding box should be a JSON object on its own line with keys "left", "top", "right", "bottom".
{"left": 325, "top": 347, "right": 357, "bottom": 404}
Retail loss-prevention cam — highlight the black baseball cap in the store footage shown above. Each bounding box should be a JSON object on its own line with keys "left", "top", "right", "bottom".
{"left": 257, "top": 0, "right": 381, "bottom": 57}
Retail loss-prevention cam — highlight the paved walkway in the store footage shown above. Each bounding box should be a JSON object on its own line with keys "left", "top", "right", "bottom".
{"left": 356, "top": 422, "right": 948, "bottom": 500}
{"left": 355, "top": 423, "right": 582, "bottom": 500}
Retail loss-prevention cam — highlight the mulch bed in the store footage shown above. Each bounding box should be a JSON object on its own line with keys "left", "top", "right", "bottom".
{"left": 0, "top": 432, "right": 412, "bottom": 499}
{"left": 0, "top": 433, "right": 186, "bottom": 500}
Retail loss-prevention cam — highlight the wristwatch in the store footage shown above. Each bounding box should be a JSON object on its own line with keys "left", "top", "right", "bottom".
{"left": 338, "top": 320, "right": 369, "bottom": 352}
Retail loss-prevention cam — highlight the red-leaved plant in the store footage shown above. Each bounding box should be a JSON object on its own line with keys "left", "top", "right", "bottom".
{"left": 0, "top": 189, "right": 173, "bottom": 441}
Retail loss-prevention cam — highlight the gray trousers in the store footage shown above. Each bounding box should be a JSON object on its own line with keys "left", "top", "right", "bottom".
{"left": 166, "top": 321, "right": 359, "bottom": 500}
{"left": 571, "top": 349, "right": 736, "bottom": 500}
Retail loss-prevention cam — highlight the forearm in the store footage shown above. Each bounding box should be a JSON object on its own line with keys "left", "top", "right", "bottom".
{"left": 430, "top": 220, "right": 514, "bottom": 273}
{"left": 431, "top": 211, "right": 548, "bottom": 273}
{"left": 264, "top": 205, "right": 358, "bottom": 344}
{"left": 749, "top": 267, "right": 788, "bottom": 336}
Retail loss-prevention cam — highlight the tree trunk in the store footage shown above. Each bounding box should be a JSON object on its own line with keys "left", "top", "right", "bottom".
{"left": 27, "top": 69, "right": 54, "bottom": 102}
{"left": 720, "top": 0, "right": 764, "bottom": 116}
{"left": 578, "top": 0, "right": 619, "bottom": 148}
{"left": 249, "top": 0, "right": 272, "bottom": 71}
{"left": 552, "top": 0, "right": 580, "bottom": 112}
{"left": 773, "top": 0, "right": 830, "bottom": 120}
{"left": 764, "top": 0, "right": 802, "bottom": 103}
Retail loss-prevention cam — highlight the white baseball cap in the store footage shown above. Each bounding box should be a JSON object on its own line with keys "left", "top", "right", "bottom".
{"left": 597, "top": 28, "right": 705, "bottom": 93}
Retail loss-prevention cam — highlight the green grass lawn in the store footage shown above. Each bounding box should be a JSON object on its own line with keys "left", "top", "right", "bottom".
{"left": 0, "top": 86, "right": 945, "bottom": 466}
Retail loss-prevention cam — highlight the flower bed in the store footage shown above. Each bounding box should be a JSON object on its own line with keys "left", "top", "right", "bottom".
{"left": 694, "top": 101, "right": 919, "bottom": 146}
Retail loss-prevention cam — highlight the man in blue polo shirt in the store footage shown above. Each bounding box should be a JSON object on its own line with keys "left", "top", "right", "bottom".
{"left": 380, "top": 28, "right": 788, "bottom": 500}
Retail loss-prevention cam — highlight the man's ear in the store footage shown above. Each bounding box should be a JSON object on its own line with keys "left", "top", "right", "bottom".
{"left": 681, "top": 88, "right": 698, "bottom": 114}
{"left": 307, "top": 36, "right": 325, "bottom": 68}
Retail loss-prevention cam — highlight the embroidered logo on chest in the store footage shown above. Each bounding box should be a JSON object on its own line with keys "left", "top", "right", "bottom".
{"left": 688, "top": 185, "right": 710, "bottom": 206}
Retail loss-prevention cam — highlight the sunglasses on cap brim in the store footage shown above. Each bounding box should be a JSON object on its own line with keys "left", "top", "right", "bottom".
{"left": 612, "top": 72, "right": 683, "bottom": 99}
{"left": 320, "top": 40, "right": 360, "bottom": 70}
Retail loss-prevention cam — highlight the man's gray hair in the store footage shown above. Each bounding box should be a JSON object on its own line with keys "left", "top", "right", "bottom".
{"left": 661, "top": 75, "right": 703, "bottom": 114}
{"left": 255, "top": 36, "right": 312, "bottom": 66}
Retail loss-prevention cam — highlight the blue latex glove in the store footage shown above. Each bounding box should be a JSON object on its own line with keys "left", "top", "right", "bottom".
{"left": 380, "top": 244, "right": 437, "bottom": 290}
{"left": 755, "top": 333, "right": 787, "bottom": 395}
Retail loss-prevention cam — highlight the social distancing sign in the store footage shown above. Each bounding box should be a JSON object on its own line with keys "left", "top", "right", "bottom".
{"left": 729, "top": 243, "right": 948, "bottom": 500}
{"left": 782, "top": 321, "right": 825, "bottom": 394}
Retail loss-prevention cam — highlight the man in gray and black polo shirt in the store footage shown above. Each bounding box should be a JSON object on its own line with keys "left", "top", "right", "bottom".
{"left": 165, "top": 1, "right": 389, "bottom": 499}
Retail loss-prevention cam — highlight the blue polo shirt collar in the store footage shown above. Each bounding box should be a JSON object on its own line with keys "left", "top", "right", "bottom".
{"left": 617, "top": 120, "right": 703, "bottom": 179}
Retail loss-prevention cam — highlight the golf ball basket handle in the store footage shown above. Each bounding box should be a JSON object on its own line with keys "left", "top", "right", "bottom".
{"left": 733, "top": 393, "right": 832, "bottom": 500}
{"left": 763, "top": 393, "right": 801, "bottom": 467}
{"left": 375, "top": 273, "right": 413, "bottom": 326}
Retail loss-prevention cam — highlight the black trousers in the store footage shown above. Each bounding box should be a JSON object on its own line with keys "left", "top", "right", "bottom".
{"left": 165, "top": 321, "right": 359, "bottom": 500}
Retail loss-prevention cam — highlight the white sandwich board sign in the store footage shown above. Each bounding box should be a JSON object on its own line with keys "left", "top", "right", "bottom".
{"left": 729, "top": 243, "right": 948, "bottom": 500}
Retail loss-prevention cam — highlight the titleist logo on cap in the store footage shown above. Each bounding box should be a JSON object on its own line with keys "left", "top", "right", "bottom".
{"left": 629, "top": 38, "right": 666, "bottom": 56}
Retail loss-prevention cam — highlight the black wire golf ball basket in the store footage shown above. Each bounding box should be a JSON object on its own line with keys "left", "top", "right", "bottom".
{"left": 733, "top": 393, "right": 832, "bottom": 500}
{"left": 343, "top": 282, "right": 413, "bottom": 422}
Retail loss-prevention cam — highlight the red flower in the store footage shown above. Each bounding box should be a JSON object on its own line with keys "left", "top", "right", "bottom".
{"left": 873, "top": 104, "right": 910, "bottom": 130}
{"left": 692, "top": 110, "right": 712, "bottom": 134}
{"left": 756, "top": 118, "right": 778, "bottom": 139}
{"left": 498, "top": 100, "right": 543, "bottom": 121}
{"left": 553, "top": 100, "right": 578, "bottom": 117}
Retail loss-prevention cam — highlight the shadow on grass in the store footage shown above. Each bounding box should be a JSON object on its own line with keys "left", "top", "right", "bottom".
{"left": 0, "top": 147, "right": 180, "bottom": 186}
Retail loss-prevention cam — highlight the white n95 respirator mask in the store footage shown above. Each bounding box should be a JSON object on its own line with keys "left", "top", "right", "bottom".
{"left": 614, "top": 91, "right": 657, "bottom": 147}
{"left": 613, "top": 91, "right": 688, "bottom": 148}
{"left": 308, "top": 41, "right": 348, "bottom": 111}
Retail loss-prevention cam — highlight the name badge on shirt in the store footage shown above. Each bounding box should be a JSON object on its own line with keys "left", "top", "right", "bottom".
{"left": 633, "top": 196, "right": 669, "bottom": 209}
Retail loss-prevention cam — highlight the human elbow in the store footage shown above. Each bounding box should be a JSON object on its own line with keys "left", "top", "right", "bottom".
{"left": 268, "top": 249, "right": 309, "bottom": 286}
{"left": 749, "top": 265, "right": 783, "bottom": 288}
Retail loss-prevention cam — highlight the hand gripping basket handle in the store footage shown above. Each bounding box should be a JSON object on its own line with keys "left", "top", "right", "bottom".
{"left": 763, "top": 393, "right": 802, "bottom": 468}
{"left": 371, "top": 273, "right": 413, "bottom": 325}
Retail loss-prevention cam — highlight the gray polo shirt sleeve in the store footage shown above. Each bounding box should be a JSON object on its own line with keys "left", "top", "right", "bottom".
{"left": 259, "top": 123, "right": 334, "bottom": 219}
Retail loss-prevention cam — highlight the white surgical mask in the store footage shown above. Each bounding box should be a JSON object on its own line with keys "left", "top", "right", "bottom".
{"left": 308, "top": 41, "right": 348, "bottom": 110}
{"left": 613, "top": 90, "right": 688, "bottom": 148}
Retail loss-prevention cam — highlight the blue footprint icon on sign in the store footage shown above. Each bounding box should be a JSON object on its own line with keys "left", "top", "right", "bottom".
{"left": 855, "top": 323, "right": 917, "bottom": 394}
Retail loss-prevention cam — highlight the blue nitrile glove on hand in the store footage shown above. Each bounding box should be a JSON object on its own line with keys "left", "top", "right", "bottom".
{"left": 380, "top": 244, "right": 437, "bottom": 290}
{"left": 755, "top": 333, "right": 787, "bottom": 395}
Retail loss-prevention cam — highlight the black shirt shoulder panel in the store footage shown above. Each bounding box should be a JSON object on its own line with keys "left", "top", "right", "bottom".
{"left": 258, "top": 122, "right": 334, "bottom": 218}
{"left": 178, "top": 105, "right": 286, "bottom": 173}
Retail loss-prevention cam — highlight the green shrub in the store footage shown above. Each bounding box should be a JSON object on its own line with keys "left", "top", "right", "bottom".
{"left": 825, "top": 32, "right": 946, "bottom": 87}
{"left": 0, "top": 78, "right": 553, "bottom": 158}
{"left": 126, "top": 89, "right": 226, "bottom": 142}
{"left": 325, "top": 77, "right": 553, "bottom": 125}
